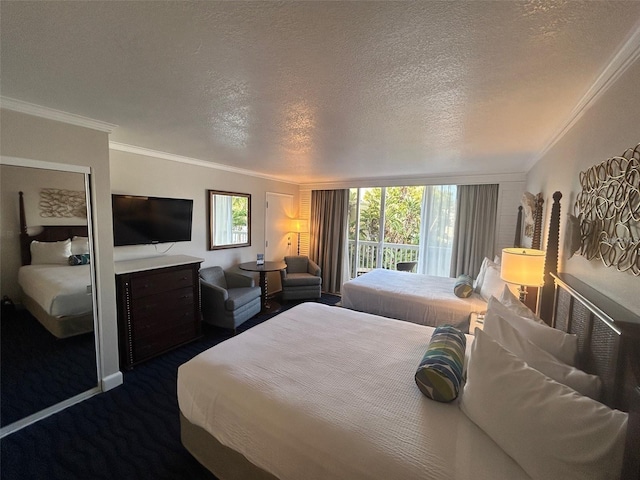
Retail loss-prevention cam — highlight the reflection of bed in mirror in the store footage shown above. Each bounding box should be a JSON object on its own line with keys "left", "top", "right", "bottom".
{"left": 17, "top": 192, "right": 94, "bottom": 339}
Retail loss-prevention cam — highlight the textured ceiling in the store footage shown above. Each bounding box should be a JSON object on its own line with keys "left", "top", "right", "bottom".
{"left": 1, "top": 1, "right": 639, "bottom": 184}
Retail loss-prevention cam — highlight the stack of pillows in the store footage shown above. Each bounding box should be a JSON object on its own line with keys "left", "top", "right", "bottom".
{"left": 463, "top": 287, "right": 629, "bottom": 480}
{"left": 30, "top": 236, "right": 90, "bottom": 265}
{"left": 417, "top": 283, "right": 628, "bottom": 480}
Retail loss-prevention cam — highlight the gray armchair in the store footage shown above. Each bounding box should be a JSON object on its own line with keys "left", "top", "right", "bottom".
{"left": 280, "top": 255, "right": 322, "bottom": 302}
{"left": 199, "top": 266, "right": 261, "bottom": 331}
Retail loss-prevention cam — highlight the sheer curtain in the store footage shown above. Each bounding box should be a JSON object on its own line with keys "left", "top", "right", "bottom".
{"left": 417, "top": 185, "right": 457, "bottom": 276}
{"left": 309, "top": 189, "right": 349, "bottom": 294}
{"left": 213, "top": 195, "right": 233, "bottom": 245}
{"left": 450, "top": 184, "right": 499, "bottom": 278}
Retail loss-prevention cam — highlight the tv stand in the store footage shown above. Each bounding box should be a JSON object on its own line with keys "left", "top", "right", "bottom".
{"left": 115, "top": 255, "right": 203, "bottom": 369}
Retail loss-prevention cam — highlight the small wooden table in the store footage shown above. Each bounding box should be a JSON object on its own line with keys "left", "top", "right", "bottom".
{"left": 238, "top": 260, "right": 286, "bottom": 312}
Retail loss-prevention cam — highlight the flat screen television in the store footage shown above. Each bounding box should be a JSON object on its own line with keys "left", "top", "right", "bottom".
{"left": 112, "top": 194, "right": 193, "bottom": 246}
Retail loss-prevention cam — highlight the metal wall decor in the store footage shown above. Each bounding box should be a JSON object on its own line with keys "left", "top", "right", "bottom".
{"left": 574, "top": 143, "right": 639, "bottom": 276}
{"left": 39, "top": 188, "right": 87, "bottom": 218}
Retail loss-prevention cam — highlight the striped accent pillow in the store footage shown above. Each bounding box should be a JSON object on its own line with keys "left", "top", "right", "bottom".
{"left": 454, "top": 274, "right": 474, "bottom": 298}
{"left": 415, "top": 325, "right": 466, "bottom": 402}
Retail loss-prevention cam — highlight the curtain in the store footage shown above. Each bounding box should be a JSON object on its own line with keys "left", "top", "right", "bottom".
{"left": 214, "top": 195, "right": 233, "bottom": 245}
{"left": 309, "top": 189, "right": 349, "bottom": 294}
{"left": 450, "top": 184, "right": 499, "bottom": 278}
{"left": 417, "top": 185, "right": 457, "bottom": 277}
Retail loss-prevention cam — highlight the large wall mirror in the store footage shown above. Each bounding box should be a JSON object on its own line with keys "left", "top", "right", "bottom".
{"left": 0, "top": 158, "right": 100, "bottom": 437}
{"left": 207, "top": 190, "right": 251, "bottom": 250}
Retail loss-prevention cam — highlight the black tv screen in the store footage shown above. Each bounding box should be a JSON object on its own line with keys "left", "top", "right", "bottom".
{"left": 112, "top": 194, "right": 193, "bottom": 246}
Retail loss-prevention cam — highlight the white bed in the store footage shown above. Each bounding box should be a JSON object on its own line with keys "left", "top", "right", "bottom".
{"left": 18, "top": 264, "right": 93, "bottom": 317}
{"left": 178, "top": 303, "right": 531, "bottom": 480}
{"left": 341, "top": 269, "right": 487, "bottom": 331}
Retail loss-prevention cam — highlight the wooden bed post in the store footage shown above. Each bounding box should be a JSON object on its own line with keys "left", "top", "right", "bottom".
{"left": 514, "top": 205, "right": 523, "bottom": 248}
{"left": 539, "top": 191, "right": 561, "bottom": 324}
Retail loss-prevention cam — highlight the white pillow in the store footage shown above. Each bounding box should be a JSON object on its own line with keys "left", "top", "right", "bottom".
{"left": 71, "top": 236, "right": 90, "bottom": 255}
{"left": 499, "top": 284, "right": 546, "bottom": 325}
{"left": 30, "top": 239, "right": 72, "bottom": 265}
{"left": 486, "top": 296, "right": 579, "bottom": 366}
{"left": 483, "top": 312, "right": 602, "bottom": 400}
{"left": 474, "top": 257, "right": 495, "bottom": 292}
{"left": 461, "top": 329, "right": 628, "bottom": 480}
{"left": 479, "top": 264, "right": 505, "bottom": 302}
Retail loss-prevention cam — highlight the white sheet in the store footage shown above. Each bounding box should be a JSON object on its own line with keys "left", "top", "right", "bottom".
{"left": 18, "top": 264, "right": 92, "bottom": 317}
{"left": 178, "top": 303, "right": 530, "bottom": 480}
{"left": 342, "top": 269, "right": 487, "bottom": 331}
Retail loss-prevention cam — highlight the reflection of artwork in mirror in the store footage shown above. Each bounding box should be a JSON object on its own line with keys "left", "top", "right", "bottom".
{"left": 0, "top": 163, "right": 99, "bottom": 433}
{"left": 208, "top": 190, "right": 251, "bottom": 250}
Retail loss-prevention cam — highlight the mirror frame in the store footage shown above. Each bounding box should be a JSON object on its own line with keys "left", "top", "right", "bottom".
{"left": 207, "top": 190, "right": 251, "bottom": 250}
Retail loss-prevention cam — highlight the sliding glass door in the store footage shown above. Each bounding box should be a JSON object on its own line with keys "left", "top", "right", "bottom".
{"left": 348, "top": 185, "right": 456, "bottom": 279}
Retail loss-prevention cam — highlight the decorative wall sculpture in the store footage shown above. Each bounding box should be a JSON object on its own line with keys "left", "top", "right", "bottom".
{"left": 39, "top": 189, "right": 87, "bottom": 218}
{"left": 574, "top": 144, "right": 639, "bottom": 276}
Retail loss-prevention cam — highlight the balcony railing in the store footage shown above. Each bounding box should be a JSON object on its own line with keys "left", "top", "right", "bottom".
{"left": 348, "top": 240, "right": 452, "bottom": 278}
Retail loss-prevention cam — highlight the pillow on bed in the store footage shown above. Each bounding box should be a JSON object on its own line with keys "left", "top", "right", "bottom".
{"left": 415, "top": 325, "right": 466, "bottom": 402}
{"left": 71, "top": 236, "right": 90, "bottom": 255}
{"left": 473, "top": 257, "right": 494, "bottom": 292}
{"left": 499, "top": 284, "right": 546, "bottom": 324}
{"left": 453, "top": 274, "right": 474, "bottom": 298}
{"left": 486, "top": 296, "right": 578, "bottom": 366}
{"left": 483, "top": 312, "right": 602, "bottom": 400}
{"left": 68, "top": 253, "right": 90, "bottom": 266}
{"left": 460, "top": 329, "right": 627, "bottom": 480}
{"left": 30, "top": 239, "right": 72, "bottom": 265}
{"left": 479, "top": 264, "right": 506, "bottom": 302}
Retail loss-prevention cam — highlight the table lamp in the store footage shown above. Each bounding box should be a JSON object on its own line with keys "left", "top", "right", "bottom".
{"left": 291, "top": 219, "right": 308, "bottom": 255}
{"left": 500, "top": 248, "right": 545, "bottom": 303}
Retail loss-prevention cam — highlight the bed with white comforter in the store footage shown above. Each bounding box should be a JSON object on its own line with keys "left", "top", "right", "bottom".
{"left": 178, "top": 303, "right": 530, "bottom": 480}
{"left": 341, "top": 269, "right": 487, "bottom": 331}
{"left": 18, "top": 264, "right": 93, "bottom": 317}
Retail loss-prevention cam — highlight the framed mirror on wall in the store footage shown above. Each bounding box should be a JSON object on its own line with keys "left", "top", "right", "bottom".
{"left": 207, "top": 190, "right": 251, "bottom": 250}
{"left": 0, "top": 158, "right": 100, "bottom": 437}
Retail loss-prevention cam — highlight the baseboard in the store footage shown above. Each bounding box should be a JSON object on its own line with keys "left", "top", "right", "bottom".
{"left": 101, "top": 371, "right": 123, "bottom": 391}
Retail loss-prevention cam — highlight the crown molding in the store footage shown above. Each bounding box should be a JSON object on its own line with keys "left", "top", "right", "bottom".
{"left": 528, "top": 20, "right": 640, "bottom": 170}
{"left": 0, "top": 97, "right": 117, "bottom": 133}
{"left": 109, "top": 142, "right": 299, "bottom": 185}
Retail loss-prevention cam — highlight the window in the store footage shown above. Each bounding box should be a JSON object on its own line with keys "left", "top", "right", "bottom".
{"left": 347, "top": 185, "right": 456, "bottom": 278}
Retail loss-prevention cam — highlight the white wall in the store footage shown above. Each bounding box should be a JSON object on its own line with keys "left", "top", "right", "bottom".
{"left": 0, "top": 108, "right": 121, "bottom": 390}
{"left": 525, "top": 59, "right": 640, "bottom": 314}
{"left": 109, "top": 149, "right": 300, "bottom": 274}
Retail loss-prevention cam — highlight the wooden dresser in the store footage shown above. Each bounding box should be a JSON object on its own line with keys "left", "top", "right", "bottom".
{"left": 115, "top": 255, "right": 204, "bottom": 369}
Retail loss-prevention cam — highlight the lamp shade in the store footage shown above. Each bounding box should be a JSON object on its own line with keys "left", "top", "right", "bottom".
{"left": 291, "top": 218, "right": 309, "bottom": 233}
{"left": 500, "top": 248, "right": 545, "bottom": 287}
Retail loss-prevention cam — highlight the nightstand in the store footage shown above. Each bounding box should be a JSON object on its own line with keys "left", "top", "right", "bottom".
{"left": 469, "top": 312, "right": 485, "bottom": 334}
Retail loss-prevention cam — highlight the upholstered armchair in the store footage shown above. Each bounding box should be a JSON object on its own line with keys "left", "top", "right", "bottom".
{"left": 280, "top": 255, "right": 322, "bottom": 302}
{"left": 199, "top": 266, "right": 261, "bottom": 331}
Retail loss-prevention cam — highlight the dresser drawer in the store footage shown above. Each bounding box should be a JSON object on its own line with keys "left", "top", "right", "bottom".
{"left": 130, "top": 268, "right": 194, "bottom": 299}
{"left": 133, "top": 322, "right": 198, "bottom": 361}
{"left": 132, "top": 304, "right": 195, "bottom": 338}
{"left": 131, "top": 287, "right": 194, "bottom": 319}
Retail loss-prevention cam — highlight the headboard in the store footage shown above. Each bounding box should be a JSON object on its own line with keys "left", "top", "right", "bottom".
{"left": 552, "top": 272, "right": 640, "bottom": 478}
{"left": 19, "top": 191, "right": 88, "bottom": 265}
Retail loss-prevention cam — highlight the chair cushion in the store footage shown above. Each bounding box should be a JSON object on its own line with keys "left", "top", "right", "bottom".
{"left": 282, "top": 272, "right": 322, "bottom": 287}
{"left": 284, "top": 256, "right": 309, "bottom": 274}
{"left": 199, "top": 266, "right": 227, "bottom": 289}
{"left": 225, "top": 286, "right": 261, "bottom": 311}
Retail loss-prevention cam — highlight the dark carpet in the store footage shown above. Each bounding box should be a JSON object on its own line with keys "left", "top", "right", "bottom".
{"left": 1, "top": 309, "right": 97, "bottom": 426}
{"left": 0, "top": 294, "right": 341, "bottom": 480}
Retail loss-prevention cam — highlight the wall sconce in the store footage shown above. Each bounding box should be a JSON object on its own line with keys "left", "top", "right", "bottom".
{"left": 290, "top": 219, "right": 309, "bottom": 255}
{"left": 500, "top": 248, "right": 545, "bottom": 305}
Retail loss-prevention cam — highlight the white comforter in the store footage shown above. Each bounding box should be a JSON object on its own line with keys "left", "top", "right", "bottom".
{"left": 178, "top": 303, "right": 530, "bottom": 480}
{"left": 342, "top": 269, "right": 487, "bottom": 332}
{"left": 18, "top": 264, "right": 92, "bottom": 317}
